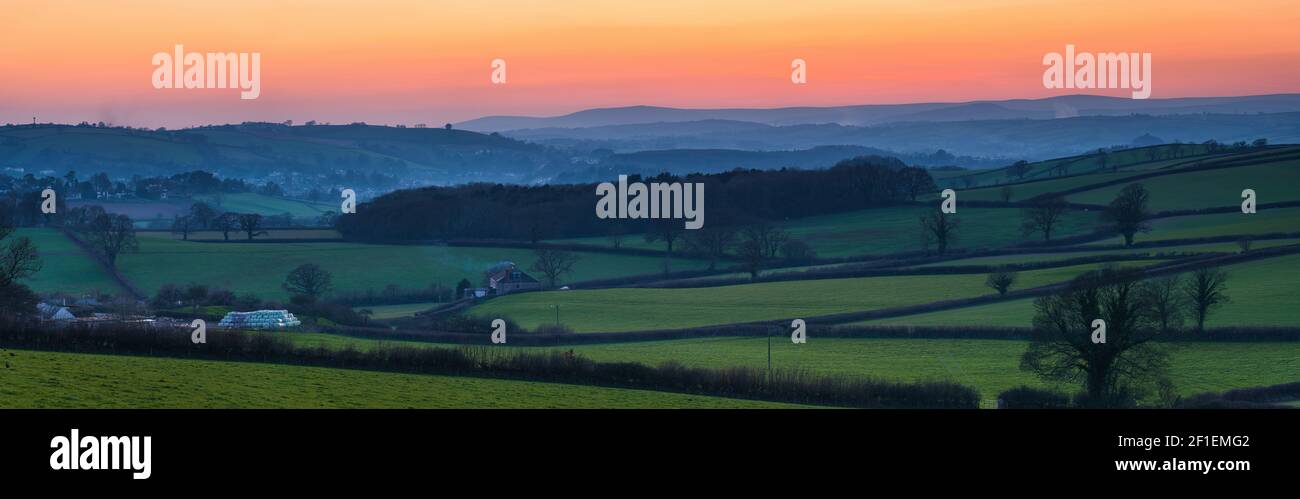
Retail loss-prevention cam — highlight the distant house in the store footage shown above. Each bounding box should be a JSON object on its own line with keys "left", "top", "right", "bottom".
{"left": 484, "top": 261, "right": 541, "bottom": 295}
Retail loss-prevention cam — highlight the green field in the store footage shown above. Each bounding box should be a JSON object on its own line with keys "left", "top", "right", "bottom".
{"left": 199, "top": 192, "right": 337, "bottom": 218}
{"left": 1068, "top": 157, "right": 1300, "bottom": 211}
{"left": 1087, "top": 207, "right": 1300, "bottom": 246}
{"left": 555, "top": 206, "right": 1099, "bottom": 259}
{"left": 356, "top": 302, "right": 439, "bottom": 319}
{"left": 266, "top": 333, "right": 1299, "bottom": 401}
{"left": 469, "top": 260, "right": 1160, "bottom": 332}
{"left": 945, "top": 144, "right": 1213, "bottom": 189}
{"left": 115, "top": 237, "right": 708, "bottom": 300}
{"left": 16, "top": 229, "right": 121, "bottom": 294}
{"left": 870, "top": 252, "right": 1300, "bottom": 327}
{"left": 139, "top": 229, "right": 342, "bottom": 241}
{"left": 915, "top": 239, "right": 1300, "bottom": 268}
{"left": 0, "top": 349, "right": 799, "bottom": 408}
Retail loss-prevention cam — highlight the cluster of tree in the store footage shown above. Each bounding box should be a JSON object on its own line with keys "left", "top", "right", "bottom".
{"left": 1020, "top": 266, "right": 1230, "bottom": 407}
{"left": 336, "top": 156, "right": 935, "bottom": 242}
{"left": 35, "top": 170, "right": 252, "bottom": 202}
{"left": 153, "top": 283, "right": 257, "bottom": 313}
{"left": 171, "top": 202, "right": 269, "bottom": 241}
{"left": 919, "top": 182, "right": 1153, "bottom": 256}
{"left": 334, "top": 283, "right": 455, "bottom": 307}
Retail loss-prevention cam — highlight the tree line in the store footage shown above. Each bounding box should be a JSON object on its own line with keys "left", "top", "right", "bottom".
{"left": 336, "top": 155, "right": 936, "bottom": 242}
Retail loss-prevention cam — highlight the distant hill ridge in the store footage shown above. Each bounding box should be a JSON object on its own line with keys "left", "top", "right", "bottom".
{"left": 457, "top": 94, "right": 1300, "bottom": 131}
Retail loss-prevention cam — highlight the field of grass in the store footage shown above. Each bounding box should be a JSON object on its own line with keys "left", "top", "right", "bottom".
{"left": 16, "top": 229, "right": 122, "bottom": 295}
{"left": 0, "top": 349, "right": 799, "bottom": 408}
{"left": 773, "top": 206, "right": 1099, "bottom": 258}
{"left": 914, "top": 240, "right": 1300, "bottom": 268}
{"left": 536, "top": 338, "right": 1300, "bottom": 400}
{"left": 945, "top": 144, "right": 1213, "bottom": 189}
{"left": 869, "top": 251, "right": 1300, "bottom": 327}
{"left": 116, "top": 237, "right": 708, "bottom": 300}
{"left": 270, "top": 333, "right": 1298, "bottom": 401}
{"left": 554, "top": 206, "right": 1099, "bottom": 259}
{"left": 1087, "top": 207, "right": 1300, "bottom": 246}
{"left": 1068, "top": 157, "right": 1300, "bottom": 211}
{"left": 199, "top": 192, "right": 337, "bottom": 218}
{"left": 139, "top": 229, "right": 343, "bottom": 241}
{"left": 355, "top": 302, "right": 438, "bottom": 320}
{"left": 860, "top": 299, "right": 1037, "bottom": 327}
{"left": 959, "top": 171, "right": 1147, "bottom": 202}
{"left": 469, "top": 260, "right": 1160, "bottom": 332}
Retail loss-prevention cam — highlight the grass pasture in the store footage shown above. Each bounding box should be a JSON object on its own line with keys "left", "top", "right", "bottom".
{"left": 870, "top": 251, "right": 1300, "bottom": 328}
{"left": 469, "top": 260, "right": 1161, "bottom": 332}
{"left": 264, "top": 332, "right": 1300, "bottom": 402}
{"left": 116, "top": 237, "right": 709, "bottom": 300}
{"left": 0, "top": 349, "right": 797, "bottom": 408}
{"left": 198, "top": 192, "right": 337, "bottom": 218}
{"left": 1067, "top": 156, "right": 1300, "bottom": 211}
{"left": 16, "top": 229, "right": 121, "bottom": 294}
{"left": 554, "top": 206, "right": 1099, "bottom": 258}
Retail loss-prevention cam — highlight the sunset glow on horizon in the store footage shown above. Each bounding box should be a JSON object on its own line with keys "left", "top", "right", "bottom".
{"left": 2, "top": 0, "right": 1298, "bottom": 128}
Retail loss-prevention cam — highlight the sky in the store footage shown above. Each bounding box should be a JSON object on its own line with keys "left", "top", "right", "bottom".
{"left": 1, "top": 0, "right": 1298, "bottom": 128}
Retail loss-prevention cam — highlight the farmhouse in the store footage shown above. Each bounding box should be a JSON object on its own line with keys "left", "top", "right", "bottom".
{"left": 484, "top": 261, "right": 541, "bottom": 295}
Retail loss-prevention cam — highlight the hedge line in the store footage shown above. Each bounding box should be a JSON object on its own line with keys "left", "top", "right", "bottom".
{"left": 0, "top": 321, "right": 979, "bottom": 409}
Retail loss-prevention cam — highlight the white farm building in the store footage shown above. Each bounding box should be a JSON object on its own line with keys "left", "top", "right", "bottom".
{"left": 217, "top": 310, "right": 302, "bottom": 330}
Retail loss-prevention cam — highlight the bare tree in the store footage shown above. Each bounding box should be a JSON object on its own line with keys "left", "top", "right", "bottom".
{"left": 1183, "top": 267, "right": 1229, "bottom": 331}
{"left": 84, "top": 213, "right": 138, "bottom": 269}
{"left": 1101, "top": 183, "right": 1153, "bottom": 246}
{"left": 283, "top": 263, "right": 333, "bottom": 302}
{"left": 1006, "top": 160, "right": 1031, "bottom": 180}
{"left": 184, "top": 283, "right": 209, "bottom": 313}
{"left": 1020, "top": 196, "right": 1069, "bottom": 242}
{"left": 1021, "top": 267, "right": 1169, "bottom": 406}
{"left": 1141, "top": 275, "right": 1185, "bottom": 333}
{"left": 529, "top": 248, "right": 579, "bottom": 288}
{"left": 0, "top": 227, "right": 41, "bottom": 286}
{"left": 900, "top": 167, "right": 937, "bottom": 202}
{"left": 172, "top": 215, "right": 197, "bottom": 241}
{"left": 683, "top": 226, "right": 737, "bottom": 270}
{"left": 985, "top": 269, "right": 1017, "bottom": 295}
{"left": 736, "top": 232, "right": 766, "bottom": 281}
{"left": 214, "top": 212, "right": 239, "bottom": 241}
{"left": 645, "top": 220, "right": 684, "bottom": 273}
{"left": 189, "top": 202, "right": 217, "bottom": 229}
{"left": 237, "top": 213, "right": 266, "bottom": 241}
{"left": 999, "top": 185, "right": 1014, "bottom": 202}
{"left": 919, "top": 209, "right": 959, "bottom": 255}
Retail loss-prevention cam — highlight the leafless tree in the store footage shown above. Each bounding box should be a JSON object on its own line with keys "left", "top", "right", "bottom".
{"left": 919, "top": 209, "right": 959, "bottom": 255}
{"left": 1184, "top": 267, "right": 1229, "bottom": 331}
{"left": 1021, "top": 196, "right": 1069, "bottom": 242}
{"left": 985, "top": 269, "right": 1018, "bottom": 295}
{"left": 530, "top": 248, "right": 579, "bottom": 288}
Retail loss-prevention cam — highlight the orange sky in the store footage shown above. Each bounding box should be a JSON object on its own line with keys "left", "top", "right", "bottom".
{"left": 1, "top": 0, "right": 1297, "bottom": 127}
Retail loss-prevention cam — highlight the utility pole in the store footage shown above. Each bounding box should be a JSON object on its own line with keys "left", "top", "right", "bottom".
{"left": 767, "top": 327, "right": 772, "bottom": 372}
